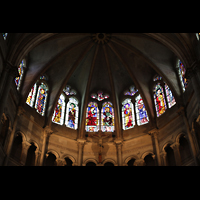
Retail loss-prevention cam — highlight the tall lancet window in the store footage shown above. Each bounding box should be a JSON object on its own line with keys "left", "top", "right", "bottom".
{"left": 65, "top": 97, "right": 79, "bottom": 130}
{"left": 122, "top": 99, "right": 135, "bottom": 130}
{"left": 86, "top": 102, "right": 99, "bottom": 132}
{"left": 2, "top": 33, "right": 8, "bottom": 40}
{"left": 154, "top": 82, "right": 167, "bottom": 117}
{"left": 177, "top": 59, "right": 188, "bottom": 92}
{"left": 35, "top": 82, "right": 48, "bottom": 116}
{"left": 26, "top": 83, "right": 37, "bottom": 107}
{"left": 52, "top": 94, "right": 66, "bottom": 125}
{"left": 135, "top": 94, "right": 149, "bottom": 125}
{"left": 101, "top": 102, "right": 115, "bottom": 132}
{"left": 164, "top": 83, "right": 176, "bottom": 108}
{"left": 15, "top": 59, "right": 25, "bottom": 90}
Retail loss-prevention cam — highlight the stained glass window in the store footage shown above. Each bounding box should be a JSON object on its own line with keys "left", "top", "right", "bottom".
{"left": 164, "top": 83, "right": 176, "bottom": 108}
{"left": 124, "top": 85, "right": 138, "bottom": 96}
{"left": 2, "top": 33, "right": 7, "bottom": 40}
{"left": 101, "top": 102, "right": 115, "bottom": 132}
{"left": 153, "top": 75, "right": 162, "bottom": 81}
{"left": 65, "top": 97, "right": 79, "bottom": 130}
{"left": 63, "top": 85, "right": 76, "bottom": 96}
{"left": 91, "top": 91, "right": 109, "bottom": 101}
{"left": 26, "top": 83, "right": 37, "bottom": 107}
{"left": 86, "top": 102, "right": 99, "bottom": 132}
{"left": 15, "top": 59, "right": 25, "bottom": 90}
{"left": 122, "top": 99, "right": 135, "bottom": 130}
{"left": 154, "top": 83, "right": 167, "bottom": 117}
{"left": 35, "top": 82, "right": 48, "bottom": 116}
{"left": 178, "top": 60, "right": 188, "bottom": 92}
{"left": 52, "top": 94, "right": 66, "bottom": 125}
{"left": 135, "top": 94, "right": 149, "bottom": 125}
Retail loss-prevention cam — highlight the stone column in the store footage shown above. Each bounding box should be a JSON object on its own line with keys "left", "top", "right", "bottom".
{"left": 21, "top": 141, "right": 31, "bottom": 165}
{"left": 148, "top": 128, "right": 161, "bottom": 166}
{"left": 115, "top": 139, "right": 123, "bottom": 166}
{"left": 77, "top": 138, "right": 86, "bottom": 166}
{"left": 56, "top": 158, "right": 66, "bottom": 166}
{"left": 35, "top": 149, "right": 41, "bottom": 166}
{"left": 170, "top": 142, "right": 182, "bottom": 166}
{"left": 160, "top": 151, "right": 167, "bottom": 166}
{"left": 177, "top": 107, "right": 198, "bottom": 165}
{"left": 2, "top": 106, "right": 25, "bottom": 166}
{"left": 0, "top": 63, "right": 19, "bottom": 122}
{"left": 39, "top": 126, "right": 53, "bottom": 166}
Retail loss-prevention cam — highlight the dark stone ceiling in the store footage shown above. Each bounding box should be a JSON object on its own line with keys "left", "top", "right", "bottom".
{"left": 7, "top": 33, "right": 198, "bottom": 125}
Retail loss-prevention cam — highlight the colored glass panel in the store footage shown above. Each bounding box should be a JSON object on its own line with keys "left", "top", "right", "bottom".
{"left": 179, "top": 60, "right": 188, "bottom": 91}
{"left": 164, "top": 83, "right": 176, "bottom": 108}
{"left": 65, "top": 97, "right": 79, "bottom": 130}
{"left": 154, "top": 83, "right": 167, "bottom": 117}
{"left": 35, "top": 83, "right": 48, "bottom": 116}
{"left": 91, "top": 91, "right": 109, "bottom": 101}
{"left": 85, "top": 102, "right": 99, "bottom": 132}
{"left": 52, "top": 94, "right": 65, "bottom": 125}
{"left": 26, "top": 83, "right": 37, "bottom": 107}
{"left": 135, "top": 94, "right": 149, "bottom": 125}
{"left": 2, "top": 33, "right": 7, "bottom": 40}
{"left": 124, "top": 85, "right": 138, "bottom": 96}
{"left": 63, "top": 85, "right": 76, "bottom": 96}
{"left": 15, "top": 60, "right": 25, "bottom": 90}
{"left": 122, "top": 99, "right": 135, "bottom": 130}
{"left": 101, "top": 102, "right": 114, "bottom": 132}
{"left": 153, "top": 75, "right": 162, "bottom": 81}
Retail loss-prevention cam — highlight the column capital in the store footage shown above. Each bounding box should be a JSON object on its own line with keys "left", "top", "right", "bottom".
{"left": 148, "top": 128, "right": 159, "bottom": 136}
{"left": 17, "top": 106, "right": 25, "bottom": 117}
{"left": 114, "top": 138, "right": 123, "bottom": 145}
{"left": 43, "top": 126, "right": 53, "bottom": 137}
{"left": 176, "top": 106, "right": 185, "bottom": 116}
{"left": 77, "top": 138, "right": 86, "bottom": 144}
{"left": 22, "top": 140, "right": 31, "bottom": 148}
{"left": 170, "top": 142, "right": 180, "bottom": 149}
{"left": 4, "top": 62, "right": 19, "bottom": 78}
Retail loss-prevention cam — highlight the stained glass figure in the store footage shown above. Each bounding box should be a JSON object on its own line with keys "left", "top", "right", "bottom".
{"left": 153, "top": 75, "right": 162, "bottom": 81}
{"left": 86, "top": 102, "right": 99, "bottom": 132}
{"left": 2, "top": 33, "right": 7, "bottom": 40}
{"left": 26, "top": 83, "right": 37, "bottom": 107}
{"left": 124, "top": 85, "right": 138, "bottom": 96}
{"left": 65, "top": 97, "right": 79, "bottom": 130}
{"left": 178, "top": 60, "right": 188, "bottom": 91}
{"left": 35, "top": 82, "right": 48, "bottom": 116}
{"left": 101, "top": 102, "right": 114, "bottom": 132}
{"left": 52, "top": 94, "right": 66, "bottom": 125}
{"left": 164, "top": 83, "right": 176, "bottom": 108}
{"left": 15, "top": 59, "right": 25, "bottom": 90}
{"left": 91, "top": 91, "right": 109, "bottom": 101}
{"left": 40, "top": 75, "right": 48, "bottom": 80}
{"left": 63, "top": 85, "right": 77, "bottom": 96}
{"left": 135, "top": 94, "right": 149, "bottom": 125}
{"left": 122, "top": 99, "right": 135, "bottom": 130}
{"left": 154, "top": 83, "right": 167, "bottom": 117}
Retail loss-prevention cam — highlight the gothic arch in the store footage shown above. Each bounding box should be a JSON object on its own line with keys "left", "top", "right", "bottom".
{"left": 82, "top": 158, "right": 98, "bottom": 166}
{"left": 102, "top": 158, "right": 117, "bottom": 166}
{"left": 124, "top": 155, "right": 139, "bottom": 164}
{"left": 175, "top": 132, "right": 187, "bottom": 144}
{"left": 47, "top": 149, "right": 60, "bottom": 159}
{"left": 162, "top": 141, "right": 174, "bottom": 152}
{"left": 28, "top": 139, "right": 40, "bottom": 151}
{"left": 61, "top": 154, "right": 76, "bottom": 164}
{"left": 141, "top": 151, "right": 155, "bottom": 159}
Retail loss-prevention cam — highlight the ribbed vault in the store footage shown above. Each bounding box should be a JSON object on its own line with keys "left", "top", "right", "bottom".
{"left": 5, "top": 33, "right": 199, "bottom": 130}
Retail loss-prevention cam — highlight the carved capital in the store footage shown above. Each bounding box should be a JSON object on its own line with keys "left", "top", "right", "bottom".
{"left": 17, "top": 106, "right": 25, "bottom": 117}
{"left": 43, "top": 126, "right": 53, "bottom": 138}
{"left": 148, "top": 128, "right": 159, "bottom": 137}
{"left": 170, "top": 142, "right": 180, "bottom": 150}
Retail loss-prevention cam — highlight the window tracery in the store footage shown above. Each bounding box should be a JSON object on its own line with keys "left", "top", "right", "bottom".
{"left": 91, "top": 91, "right": 109, "bottom": 101}
{"left": 177, "top": 59, "right": 188, "bottom": 92}
{"left": 2, "top": 33, "right": 7, "bottom": 40}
